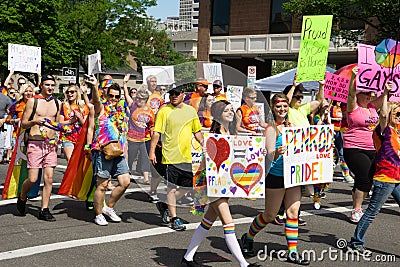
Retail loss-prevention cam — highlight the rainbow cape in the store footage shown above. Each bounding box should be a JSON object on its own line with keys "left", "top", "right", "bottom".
{"left": 2, "top": 128, "right": 42, "bottom": 199}
{"left": 58, "top": 120, "right": 95, "bottom": 200}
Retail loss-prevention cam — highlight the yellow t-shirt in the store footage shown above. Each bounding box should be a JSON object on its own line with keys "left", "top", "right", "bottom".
{"left": 288, "top": 103, "right": 311, "bottom": 126}
{"left": 154, "top": 103, "right": 202, "bottom": 164}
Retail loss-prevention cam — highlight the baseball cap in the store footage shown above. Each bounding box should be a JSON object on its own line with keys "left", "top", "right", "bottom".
{"left": 168, "top": 84, "right": 184, "bottom": 94}
{"left": 42, "top": 74, "right": 56, "bottom": 84}
{"left": 213, "top": 80, "right": 222, "bottom": 87}
{"left": 195, "top": 77, "right": 211, "bottom": 86}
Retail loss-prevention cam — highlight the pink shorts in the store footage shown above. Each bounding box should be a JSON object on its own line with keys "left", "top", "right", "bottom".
{"left": 26, "top": 140, "right": 58, "bottom": 168}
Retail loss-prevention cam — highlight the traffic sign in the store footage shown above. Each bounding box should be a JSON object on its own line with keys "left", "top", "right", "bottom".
{"left": 62, "top": 67, "right": 77, "bottom": 81}
{"left": 247, "top": 66, "right": 256, "bottom": 79}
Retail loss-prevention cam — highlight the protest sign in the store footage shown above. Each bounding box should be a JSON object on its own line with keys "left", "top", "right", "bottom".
{"left": 205, "top": 133, "right": 265, "bottom": 198}
{"left": 297, "top": 15, "right": 333, "bottom": 82}
{"left": 323, "top": 72, "right": 350, "bottom": 102}
{"left": 88, "top": 50, "right": 101, "bottom": 75}
{"left": 142, "top": 66, "right": 175, "bottom": 85}
{"left": 8, "top": 43, "right": 41, "bottom": 73}
{"left": 191, "top": 136, "right": 203, "bottom": 175}
{"left": 358, "top": 43, "right": 400, "bottom": 101}
{"left": 226, "top": 85, "right": 243, "bottom": 112}
{"left": 282, "top": 125, "right": 334, "bottom": 188}
{"left": 203, "top": 63, "right": 223, "bottom": 93}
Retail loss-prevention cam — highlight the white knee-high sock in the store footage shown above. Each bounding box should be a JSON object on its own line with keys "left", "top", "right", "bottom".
{"left": 223, "top": 223, "right": 249, "bottom": 267}
{"left": 183, "top": 217, "right": 213, "bottom": 261}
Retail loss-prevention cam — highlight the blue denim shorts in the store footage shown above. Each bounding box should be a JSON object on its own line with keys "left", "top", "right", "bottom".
{"left": 62, "top": 141, "right": 74, "bottom": 148}
{"left": 92, "top": 150, "right": 130, "bottom": 179}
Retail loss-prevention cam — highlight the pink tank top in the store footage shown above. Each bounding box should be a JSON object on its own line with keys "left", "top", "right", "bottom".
{"left": 343, "top": 103, "right": 378, "bottom": 150}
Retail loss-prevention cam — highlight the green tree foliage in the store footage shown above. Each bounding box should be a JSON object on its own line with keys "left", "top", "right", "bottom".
{"left": 284, "top": 0, "right": 400, "bottom": 44}
{"left": 0, "top": 0, "right": 191, "bottom": 77}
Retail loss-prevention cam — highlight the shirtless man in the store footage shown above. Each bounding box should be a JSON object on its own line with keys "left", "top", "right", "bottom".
{"left": 17, "top": 75, "right": 61, "bottom": 221}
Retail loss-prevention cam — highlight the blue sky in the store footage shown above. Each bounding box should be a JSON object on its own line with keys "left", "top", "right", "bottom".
{"left": 147, "top": 0, "right": 179, "bottom": 20}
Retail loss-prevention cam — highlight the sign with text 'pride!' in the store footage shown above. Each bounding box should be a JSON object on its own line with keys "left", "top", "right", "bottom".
{"left": 282, "top": 125, "right": 334, "bottom": 188}
{"left": 297, "top": 15, "right": 333, "bottom": 82}
{"left": 323, "top": 72, "right": 350, "bottom": 102}
{"left": 205, "top": 133, "right": 265, "bottom": 198}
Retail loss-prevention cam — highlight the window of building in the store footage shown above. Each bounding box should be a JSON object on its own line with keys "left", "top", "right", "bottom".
{"left": 193, "top": 7, "right": 199, "bottom": 11}
{"left": 270, "top": 0, "right": 292, "bottom": 34}
{"left": 211, "top": 0, "right": 230, "bottom": 35}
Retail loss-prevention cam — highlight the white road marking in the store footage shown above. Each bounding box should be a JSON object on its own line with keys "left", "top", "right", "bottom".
{"left": 0, "top": 203, "right": 397, "bottom": 261}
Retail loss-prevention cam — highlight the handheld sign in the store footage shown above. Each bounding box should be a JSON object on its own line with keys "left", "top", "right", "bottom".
{"left": 88, "top": 50, "right": 101, "bottom": 75}
{"left": 205, "top": 133, "right": 265, "bottom": 198}
{"left": 297, "top": 15, "right": 333, "bottom": 82}
{"left": 8, "top": 43, "right": 41, "bottom": 73}
{"left": 226, "top": 85, "right": 243, "bottom": 112}
{"left": 203, "top": 63, "right": 223, "bottom": 93}
{"left": 323, "top": 72, "right": 350, "bottom": 102}
{"left": 282, "top": 125, "right": 334, "bottom": 188}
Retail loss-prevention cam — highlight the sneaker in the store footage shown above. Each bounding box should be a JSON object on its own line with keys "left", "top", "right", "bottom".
{"left": 287, "top": 251, "right": 310, "bottom": 265}
{"left": 240, "top": 233, "right": 255, "bottom": 257}
{"left": 247, "top": 264, "right": 263, "bottom": 267}
{"left": 148, "top": 193, "right": 159, "bottom": 203}
{"left": 156, "top": 202, "right": 170, "bottom": 224}
{"left": 17, "top": 197, "right": 27, "bottom": 216}
{"left": 298, "top": 218, "right": 307, "bottom": 226}
{"left": 38, "top": 208, "right": 56, "bottom": 222}
{"left": 313, "top": 201, "right": 321, "bottom": 210}
{"left": 94, "top": 214, "right": 108, "bottom": 226}
{"left": 347, "top": 245, "right": 370, "bottom": 255}
{"left": 178, "top": 196, "right": 194, "bottom": 206}
{"left": 102, "top": 206, "right": 122, "bottom": 222}
{"left": 181, "top": 256, "right": 201, "bottom": 267}
{"left": 170, "top": 217, "right": 186, "bottom": 231}
{"left": 350, "top": 208, "right": 363, "bottom": 223}
{"left": 343, "top": 175, "right": 355, "bottom": 184}
{"left": 319, "top": 192, "right": 326, "bottom": 199}
{"left": 274, "top": 215, "right": 285, "bottom": 225}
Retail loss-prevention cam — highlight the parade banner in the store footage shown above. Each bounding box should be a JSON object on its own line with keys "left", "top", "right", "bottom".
{"left": 203, "top": 63, "right": 223, "bottom": 93}
{"left": 88, "top": 50, "right": 101, "bottom": 75}
{"left": 205, "top": 133, "right": 265, "bottom": 198}
{"left": 226, "top": 85, "right": 243, "bottom": 112}
{"left": 8, "top": 43, "right": 41, "bottom": 73}
{"left": 358, "top": 43, "right": 400, "bottom": 101}
{"left": 282, "top": 125, "right": 334, "bottom": 188}
{"left": 142, "top": 66, "right": 175, "bottom": 85}
{"left": 297, "top": 15, "right": 333, "bottom": 82}
{"left": 323, "top": 72, "right": 350, "bottom": 102}
{"left": 2, "top": 128, "right": 41, "bottom": 199}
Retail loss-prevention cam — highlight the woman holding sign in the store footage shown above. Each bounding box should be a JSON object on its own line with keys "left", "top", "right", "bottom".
{"left": 240, "top": 93, "right": 310, "bottom": 265}
{"left": 343, "top": 67, "right": 388, "bottom": 223}
{"left": 347, "top": 81, "right": 400, "bottom": 252}
{"left": 183, "top": 100, "right": 261, "bottom": 267}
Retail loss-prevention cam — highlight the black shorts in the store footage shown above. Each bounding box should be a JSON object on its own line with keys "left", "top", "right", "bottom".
{"left": 265, "top": 173, "right": 284, "bottom": 189}
{"left": 166, "top": 163, "right": 193, "bottom": 188}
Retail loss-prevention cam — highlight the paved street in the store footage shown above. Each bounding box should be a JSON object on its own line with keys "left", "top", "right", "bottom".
{"left": 0, "top": 158, "right": 398, "bottom": 267}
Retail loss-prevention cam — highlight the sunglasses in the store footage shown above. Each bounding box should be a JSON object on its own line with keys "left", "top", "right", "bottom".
{"left": 247, "top": 96, "right": 257, "bottom": 100}
{"left": 169, "top": 91, "right": 182, "bottom": 97}
{"left": 9, "top": 92, "right": 16, "bottom": 94}
{"left": 43, "top": 83, "right": 55, "bottom": 87}
{"left": 66, "top": 90, "right": 77, "bottom": 94}
{"left": 108, "top": 93, "right": 121, "bottom": 99}
{"left": 18, "top": 83, "right": 26, "bottom": 85}
{"left": 293, "top": 95, "right": 304, "bottom": 100}
{"left": 394, "top": 112, "right": 400, "bottom": 117}
{"left": 359, "top": 91, "right": 371, "bottom": 95}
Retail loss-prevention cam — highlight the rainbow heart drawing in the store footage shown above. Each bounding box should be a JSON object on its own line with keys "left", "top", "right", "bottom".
{"left": 230, "top": 162, "right": 263, "bottom": 196}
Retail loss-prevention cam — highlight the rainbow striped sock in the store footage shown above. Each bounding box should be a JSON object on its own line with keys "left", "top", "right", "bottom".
{"left": 247, "top": 213, "right": 268, "bottom": 240}
{"left": 341, "top": 161, "right": 350, "bottom": 176}
{"left": 223, "top": 223, "right": 236, "bottom": 235}
{"left": 285, "top": 218, "right": 298, "bottom": 253}
{"left": 200, "top": 217, "right": 213, "bottom": 230}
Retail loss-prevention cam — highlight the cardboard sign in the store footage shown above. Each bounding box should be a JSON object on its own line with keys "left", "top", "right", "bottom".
{"left": 323, "top": 72, "right": 350, "bottom": 102}
{"left": 282, "top": 125, "right": 334, "bottom": 188}
{"left": 358, "top": 44, "right": 400, "bottom": 101}
{"left": 142, "top": 66, "right": 175, "bottom": 85}
{"left": 297, "top": 15, "right": 333, "bottom": 82}
{"left": 226, "top": 85, "right": 243, "bottom": 112}
{"left": 88, "top": 50, "right": 101, "bottom": 75}
{"left": 205, "top": 133, "right": 266, "bottom": 198}
{"left": 203, "top": 63, "right": 223, "bottom": 93}
{"left": 8, "top": 43, "right": 41, "bottom": 73}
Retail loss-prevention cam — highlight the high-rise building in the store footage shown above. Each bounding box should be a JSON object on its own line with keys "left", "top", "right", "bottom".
{"left": 175, "top": 0, "right": 198, "bottom": 32}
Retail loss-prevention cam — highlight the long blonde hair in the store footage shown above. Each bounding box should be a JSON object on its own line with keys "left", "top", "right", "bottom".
{"left": 63, "top": 85, "right": 85, "bottom": 112}
{"left": 17, "top": 84, "right": 34, "bottom": 103}
{"left": 387, "top": 101, "right": 400, "bottom": 126}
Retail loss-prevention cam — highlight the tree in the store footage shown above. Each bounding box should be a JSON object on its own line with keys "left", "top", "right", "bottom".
{"left": 284, "top": 0, "right": 400, "bottom": 44}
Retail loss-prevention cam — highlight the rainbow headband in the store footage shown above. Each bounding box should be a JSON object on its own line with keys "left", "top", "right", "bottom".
{"left": 100, "top": 79, "right": 113, "bottom": 89}
{"left": 275, "top": 99, "right": 288, "bottom": 104}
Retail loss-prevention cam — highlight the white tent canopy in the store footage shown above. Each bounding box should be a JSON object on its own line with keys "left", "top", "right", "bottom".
{"left": 254, "top": 67, "right": 336, "bottom": 92}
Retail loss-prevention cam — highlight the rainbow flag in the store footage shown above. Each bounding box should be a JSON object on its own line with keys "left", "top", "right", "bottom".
{"left": 58, "top": 120, "right": 95, "bottom": 200}
{"left": 2, "top": 128, "right": 42, "bottom": 199}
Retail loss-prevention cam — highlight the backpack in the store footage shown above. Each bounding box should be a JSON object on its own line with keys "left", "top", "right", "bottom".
{"left": 24, "top": 98, "right": 59, "bottom": 146}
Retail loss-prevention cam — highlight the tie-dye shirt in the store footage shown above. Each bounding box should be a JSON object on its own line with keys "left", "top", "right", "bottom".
{"left": 373, "top": 124, "right": 400, "bottom": 183}
{"left": 92, "top": 99, "right": 128, "bottom": 151}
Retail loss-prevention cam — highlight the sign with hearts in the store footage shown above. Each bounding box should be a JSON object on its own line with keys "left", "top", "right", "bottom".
{"left": 205, "top": 133, "right": 266, "bottom": 198}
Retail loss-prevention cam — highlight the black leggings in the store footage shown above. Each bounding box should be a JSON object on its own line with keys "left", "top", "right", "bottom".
{"left": 343, "top": 148, "right": 376, "bottom": 193}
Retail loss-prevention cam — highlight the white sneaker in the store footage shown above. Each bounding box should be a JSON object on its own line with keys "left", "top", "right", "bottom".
{"left": 313, "top": 201, "right": 321, "bottom": 210}
{"left": 94, "top": 214, "right": 108, "bottom": 226}
{"left": 102, "top": 206, "right": 122, "bottom": 222}
{"left": 343, "top": 175, "right": 355, "bottom": 184}
{"left": 350, "top": 208, "right": 363, "bottom": 223}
